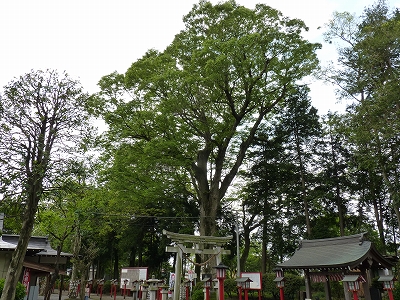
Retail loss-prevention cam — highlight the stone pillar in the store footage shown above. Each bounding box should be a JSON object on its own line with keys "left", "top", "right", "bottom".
{"left": 324, "top": 275, "right": 331, "bottom": 300}
{"left": 343, "top": 282, "right": 351, "bottom": 300}
{"left": 304, "top": 270, "right": 312, "bottom": 299}
{"left": 173, "top": 245, "right": 183, "bottom": 300}
{"left": 141, "top": 283, "right": 149, "bottom": 300}
{"left": 148, "top": 276, "right": 160, "bottom": 300}
{"left": 362, "top": 270, "right": 372, "bottom": 300}
{"left": 160, "top": 285, "right": 169, "bottom": 300}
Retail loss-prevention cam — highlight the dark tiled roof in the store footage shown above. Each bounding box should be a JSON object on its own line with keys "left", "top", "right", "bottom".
{"left": 1, "top": 234, "right": 43, "bottom": 251}
{"left": 277, "top": 233, "right": 395, "bottom": 270}
{"left": 0, "top": 234, "right": 72, "bottom": 257}
{"left": 0, "top": 236, "right": 16, "bottom": 249}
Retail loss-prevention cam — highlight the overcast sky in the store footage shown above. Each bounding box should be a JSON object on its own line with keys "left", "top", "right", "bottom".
{"left": 1, "top": 0, "right": 399, "bottom": 115}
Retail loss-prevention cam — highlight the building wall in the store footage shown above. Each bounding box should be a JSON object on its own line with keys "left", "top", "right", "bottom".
{"left": 0, "top": 252, "right": 12, "bottom": 278}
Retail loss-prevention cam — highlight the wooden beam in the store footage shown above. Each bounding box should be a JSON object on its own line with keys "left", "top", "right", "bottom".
{"left": 166, "top": 246, "right": 230, "bottom": 255}
{"left": 163, "top": 230, "right": 232, "bottom": 246}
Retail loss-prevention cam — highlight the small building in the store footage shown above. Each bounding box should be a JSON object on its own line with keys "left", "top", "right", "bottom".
{"left": 0, "top": 234, "right": 72, "bottom": 299}
{"left": 275, "top": 233, "right": 397, "bottom": 300}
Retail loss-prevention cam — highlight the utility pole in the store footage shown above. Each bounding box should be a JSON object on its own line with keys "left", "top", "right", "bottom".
{"left": 236, "top": 222, "right": 241, "bottom": 277}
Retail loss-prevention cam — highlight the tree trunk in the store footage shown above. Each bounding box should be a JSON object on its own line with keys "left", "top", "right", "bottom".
{"left": 368, "top": 171, "right": 386, "bottom": 251}
{"left": 330, "top": 135, "right": 345, "bottom": 236}
{"left": 130, "top": 246, "right": 137, "bottom": 266}
{"left": 199, "top": 192, "right": 219, "bottom": 236}
{"left": 0, "top": 180, "right": 41, "bottom": 300}
{"left": 261, "top": 239, "right": 267, "bottom": 274}
{"left": 194, "top": 147, "right": 216, "bottom": 237}
{"left": 335, "top": 183, "right": 345, "bottom": 236}
{"left": 295, "top": 135, "right": 311, "bottom": 237}
{"left": 240, "top": 224, "right": 251, "bottom": 271}
{"left": 380, "top": 167, "right": 400, "bottom": 231}
{"left": 69, "top": 226, "right": 82, "bottom": 299}
{"left": 44, "top": 246, "right": 62, "bottom": 300}
{"left": 113, "top": 248, "right": 119, "bottom": 280}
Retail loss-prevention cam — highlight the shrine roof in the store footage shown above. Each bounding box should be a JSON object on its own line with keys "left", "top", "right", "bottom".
{"left": 276, "top": 233, "right": 396, "bottom": 270}
{"left": 0, "top": 234, "right": 72, "bottom": 257}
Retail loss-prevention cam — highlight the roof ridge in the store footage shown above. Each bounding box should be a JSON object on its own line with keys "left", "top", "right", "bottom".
{"left": 299, "top": 233, "right": 368, "bottom": 248}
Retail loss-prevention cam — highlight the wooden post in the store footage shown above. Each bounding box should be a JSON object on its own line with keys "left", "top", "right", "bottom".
{"left": 304, "top": 270, "right": 312, "bottom": 299}
{"left": 279, "top": 287, "right": 284, "bottom": 300}
{"left": 58, "top": 275, "right": 63, "bottom": 300}
{"left": 324, "top": 275, "right": 331, "bottom": 300}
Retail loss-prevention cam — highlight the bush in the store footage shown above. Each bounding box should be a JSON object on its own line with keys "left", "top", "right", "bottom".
{"left": 282, "top": 273, "right": 304, "bottom": 300}
{"left": 191, "top": 280, "right": 220, "bottom": 300}
{"left": 192, "top": 288, "right": 205, "bottom": 300}
{"left": 102, "top": 280, "right": 111, "bottom": 294}
{"left": 263, "top": 272, "right": 304, "bottom": 300}
{"left": 224, "top": 278, "right": 237, "bottom": 298}
{"left": 0, "top": 279, "right": 27, "bottom": 300}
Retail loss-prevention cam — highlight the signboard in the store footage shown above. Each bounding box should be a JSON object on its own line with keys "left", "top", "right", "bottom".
{"left": 22, "top": 268, "right": 31, "bottom": 294}
{"left": 241, "top": 272, "right": 262, "bottom": 290}
{"left": 169, "top": 273, "right": 175, "bottom": 290}
{"left": 120, "top": 267, "right": 148, "bottom": 288}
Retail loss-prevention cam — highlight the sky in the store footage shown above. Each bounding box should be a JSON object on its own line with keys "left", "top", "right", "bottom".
{"left": 1, "top": 0, "right": 399, "bottom": 115}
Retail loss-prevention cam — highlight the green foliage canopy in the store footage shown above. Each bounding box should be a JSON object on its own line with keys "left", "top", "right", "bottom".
{"left": 95, "top": 0, "right": 320, "bottom": 237}
{"left": 0, "top": 69, "right": 94, "bottom": 300}
{"left": 324, "top": 1, "right": 400, "bottom": 230}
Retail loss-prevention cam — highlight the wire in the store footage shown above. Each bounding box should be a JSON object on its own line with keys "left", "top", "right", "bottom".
{"left": 75, "top": 211, "right": 214, "bottom": 219}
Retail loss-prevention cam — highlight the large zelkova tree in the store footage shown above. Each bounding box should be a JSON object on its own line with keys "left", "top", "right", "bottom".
{"left": 0, "top": 70, "right": 93, "bottom": 300}
{"left": 324, "top": 1, "right": 400, "bottom": 231}
{"left": 94, "top": 1, "right": 320, "bottom": 237}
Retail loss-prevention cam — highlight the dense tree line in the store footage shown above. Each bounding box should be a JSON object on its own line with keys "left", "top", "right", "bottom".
{"left": 0, "top": 1, "right": 399, "bottom": 299}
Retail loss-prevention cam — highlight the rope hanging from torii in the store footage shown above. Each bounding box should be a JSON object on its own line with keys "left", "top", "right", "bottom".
{"left": 179, "top": 244, "right": 221, "bottom": 267}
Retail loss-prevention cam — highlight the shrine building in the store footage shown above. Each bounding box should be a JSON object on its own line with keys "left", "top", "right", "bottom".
{"left": 275, "top": 233, "right": 397, "bottom": 300}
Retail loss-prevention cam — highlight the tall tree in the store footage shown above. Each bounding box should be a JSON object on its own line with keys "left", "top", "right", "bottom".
{"left": 238, "top": 125, "right": 295, "bottom": 272}
{"left": 273, "top": 86, "right": 322, "bottom": 238}
{"left": 34, "top": 160, "right": 96, "bottom": 300}
{"left": 316, "top": 113, "right": 353, "bottom": 237}
{"left": 94, "top": 1, "right": 320, "bottom": 236}
{"left": 239, "top": 86, "right": 322, "bottom": 271}
{"left": 0, "top": 70, "right": 93, "bottom": 300}
{"left": 324, "top": 1, "right": 400, "bottom": 232}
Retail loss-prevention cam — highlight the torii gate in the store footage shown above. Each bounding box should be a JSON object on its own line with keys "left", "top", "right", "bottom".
{"left": 163, "top": 230, "right": 232, "bottom": 300}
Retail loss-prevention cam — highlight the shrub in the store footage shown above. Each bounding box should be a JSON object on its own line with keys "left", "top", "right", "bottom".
{"left": 191, "top": 288, "right": 205, "bottom": 300}
{"left": 224, "top": 278, "right": 237, "bottom": 298}
{"left": 191, "top": 281, "right": 205, "bottom": 300}
{"left": 263, "top": 272, "right": 304, "bottom": 300}
{"left": 0, "top": 279, "right": 27, "bottom": 300}
{"left": 282, "top": 273, "right": 304, "bottom": 300}
{"left": 102, "top": 280, "right": 111, "bottom": 294}
{"left": 191, "top": 280, "right": 220, "bottom": 300}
